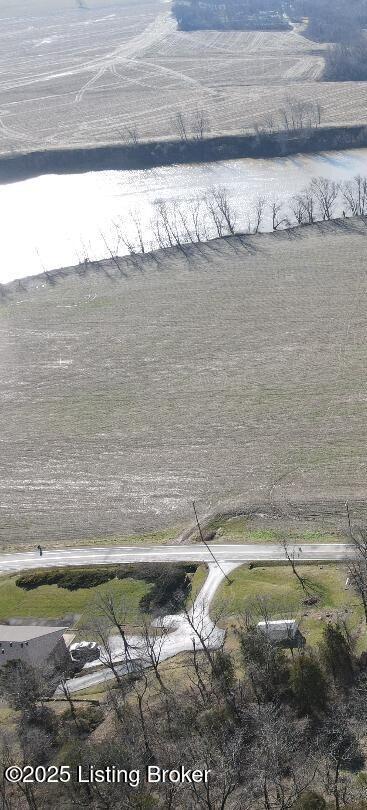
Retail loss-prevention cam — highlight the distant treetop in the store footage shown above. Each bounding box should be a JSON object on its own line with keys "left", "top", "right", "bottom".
{"left": 172, "top": 0, "right": 292, "bottom": 31}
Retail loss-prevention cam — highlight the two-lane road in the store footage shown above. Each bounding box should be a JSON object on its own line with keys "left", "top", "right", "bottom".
{"left": 0, "top": 543, "right": 355, "bottom": 574}
{"left": 1, "top": 542, "right": 353, "bottom": 694}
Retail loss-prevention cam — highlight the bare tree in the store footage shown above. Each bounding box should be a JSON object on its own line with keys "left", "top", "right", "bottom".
{"left": 113, "top": 220, "right": 136, "bottom": 258}
{"left": 310, "top": 177, "right": 339, "bottom": 220}
{"left": 299, "top": 186, "right": 316, "bottom": 224}
{"left": 153, "top": 200, "right": 191, "bottom": 254}
{"left": 282, "top": 541, "right": 312, "bottom": 596}
{"left": 177, "top": 196, "right": 206, "bottom": 243}
{"left": 99, "top": 230, "right": 126, "bottom": 276}
{"left": 279, "top": 96, "right": 323, "bottom": 132}
{"left": 291, "top": 195, "right": 307, "bottom": 225}
{"left": 207, "top": 187, "right": 237, "bottom": 236}
{"left": 313, "top": 101, "right": 323, "bottom": 127}
{"left": 58, "top": 677, "right": 83, "bottom": 731}
{"left": 176, "top": 206, "right": 195, "bottom": 244}
{"left": 130, "top": 210, "right": 146, "bottom": 253}
{"left": 271, "top": 201, "right": 289, "bottom": 231}
{"left": 191, "top": 197, "right": 206, "bottom": 241}
{"left": 253, "top": 196, "right": 266, "bottom": 233}
{"left": 321, "top": 705, "right": 363, "bottom": 810}
{"left": 206, "top": 196, "right": 225, "bottom": 237}
{"left": 124, "top": 126, "right": 139, "bottom": 146}
{"left": 192, "top": 107, "right": 210, "bottom": 141}
{"left": 341, "top": 175, "right": 367, "bottom": 216}
{"left": 94, "top": 592, "right": 137, "bottom": 670}
{"left": 257, "top": 98, "right": 322, "bottom": 138}
{"left": 140, "top": 619, "right": 173, "bottom": 693}
{"left": 187, "top": 728, "right": 252, "bottom": 810}
{"left": 173, "top": 111, "right": 189, "bottom": 142}
{"left": 187, "top": 637, "right": 211, "bottom": 706}
{"left": 254, "top": 704, "right": 320, "bottom": 810}
{"left": 345, "top": 523, "right": 367, "bottom": 623}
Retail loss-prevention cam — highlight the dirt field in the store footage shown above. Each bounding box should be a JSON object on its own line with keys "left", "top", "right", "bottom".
{"left": 1, "top": 218, "right": 367, "bottom": 546}
{"left": 2, "top": 0, "right": 367, "bottom": 156}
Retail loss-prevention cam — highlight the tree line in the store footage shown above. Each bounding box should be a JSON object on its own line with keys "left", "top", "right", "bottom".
{"left": 109, "top": 174, "right": 367, "bottom": 261}
{"left": 292, "top": 0, "right": 367, "bottom": 81}
{"left": 171, "top": 0, "right": 367, "bottom": 82}
{"left": 172, "top": 0, "right": 291, "bottom": 32}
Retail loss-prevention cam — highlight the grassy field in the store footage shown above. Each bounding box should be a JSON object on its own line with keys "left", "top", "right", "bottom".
{"left": 0, "top": 562, "right": 203, "bottom": 626}
{"left": 217, "top": 524, "right": 341, "bottom": 544}
{"left": 214, "top": 563, "right": 365, "bottom": 648}
{"left": 208, "top": 515, "right": 349, "bottom": 544}
{"left": 1, "top": 0, "right": 367, "bottom": 157}
{"left": 2, "top": 220, "right": 367, "bottom": 546}
{"left": 0, "top": 574, "right": 152, "bottom": 626}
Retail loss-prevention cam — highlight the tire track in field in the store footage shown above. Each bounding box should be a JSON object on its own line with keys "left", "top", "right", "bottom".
{"left": 74, "top": 11, "right": 176, "bottom": 104}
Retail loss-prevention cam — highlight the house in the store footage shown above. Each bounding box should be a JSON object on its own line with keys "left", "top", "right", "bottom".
{"left": 0, "top": 625, "right": 68, "bottom": 668}
{"left": 257, "top": 620, "right": 305, "bottom": 649}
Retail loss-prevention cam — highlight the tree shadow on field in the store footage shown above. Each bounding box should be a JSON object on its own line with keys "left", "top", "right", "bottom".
{"left": 331, "top": 216, "right": 367, "bottom": 237}
{"left": 283, "top": 225, "right": 309, "bottom": 241}
{"left": 237, "top": 234, "right": 263, "bottom": 256}
{"left": 183, "top": 242, "right": 214, "bottom": 266}
{"left": 221, "top": 236, "right": 247, "bottom": 257}
{"left": 313, "top": 217, "right": 367, "bottom": 239}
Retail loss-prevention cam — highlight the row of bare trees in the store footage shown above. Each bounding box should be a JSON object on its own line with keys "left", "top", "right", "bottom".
{"left": 143, "top": 175, "right": 367, "bottom": 251}
{"left": 119, "top": 108, "right": 211, "bottom": 149}
{"left": 71, "top": 174, "right": 367, "bottom": 282}
{"left": 173, "top": 108, "right": 211, "bottom": 144}
{"left": 123, "top": 98, "right": 321, "bottom": 152}
{"left": 255, "top": 96, "right": 323, "bottom": 138}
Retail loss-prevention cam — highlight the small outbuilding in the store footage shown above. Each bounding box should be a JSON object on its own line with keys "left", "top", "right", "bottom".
{"left": 0, "top": 625, "right": 68, "bottom": 668}
{"left": 257, "top": 619, "right": 305, "bottom": 649}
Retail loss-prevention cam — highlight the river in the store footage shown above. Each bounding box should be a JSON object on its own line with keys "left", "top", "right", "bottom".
{"left": 2, "top": 146, "right": 367, "bottom": 284}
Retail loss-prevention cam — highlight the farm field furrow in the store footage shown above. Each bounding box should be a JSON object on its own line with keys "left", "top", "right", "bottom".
{"left": 0, "top": 0, "right": 366, "bottom": 156}
{"left": 1, "top": 219, "right": 367, "bottom": 546}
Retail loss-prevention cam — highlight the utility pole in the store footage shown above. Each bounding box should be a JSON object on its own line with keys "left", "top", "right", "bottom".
{"left": 192, "top": 501, "right": 232, "bottom": 585}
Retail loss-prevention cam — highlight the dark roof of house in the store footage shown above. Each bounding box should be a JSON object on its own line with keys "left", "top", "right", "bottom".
{"left": 0, "top": 625, "right": 67, "bottom": 642}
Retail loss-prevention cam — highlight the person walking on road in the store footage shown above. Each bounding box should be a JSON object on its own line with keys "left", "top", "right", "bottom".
{"left": 37, "top": 544, "right": 43, "bottom": 557}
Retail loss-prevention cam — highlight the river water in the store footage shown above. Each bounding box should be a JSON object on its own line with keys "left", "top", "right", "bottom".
{"left": 2, "top": 146, "right": 367, "bottom": 284}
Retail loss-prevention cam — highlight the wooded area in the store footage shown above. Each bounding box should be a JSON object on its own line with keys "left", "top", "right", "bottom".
{"left": 172, "top": 0, "right": 291, "bottom": 31}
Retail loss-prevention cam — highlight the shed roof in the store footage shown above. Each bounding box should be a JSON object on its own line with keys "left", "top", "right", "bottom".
{"left": 0, "top": 625, "right": 67, "bottom": 642}
{"left": 257, "top": 620, "right": 299, "bottom": 641}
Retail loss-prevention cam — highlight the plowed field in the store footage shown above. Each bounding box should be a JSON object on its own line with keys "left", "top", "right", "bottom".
{"left": 1, "top": 219, "right": 367, "bottom": 545}
{"left": 1, "top": 0, "right": 367, "bottom": 156}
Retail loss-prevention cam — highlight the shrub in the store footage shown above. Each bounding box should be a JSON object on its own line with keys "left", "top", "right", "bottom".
{"left": 16, "top": 564, "right": 198, "bottom": 614}
{"left": 62, "top": 704, "right": 104, "bottom": 734}
{"left": 16, "top": 567, "right": 115, "bottom": 591}
{"left": 293, "top": 792, "right": 326, "bottom": 810}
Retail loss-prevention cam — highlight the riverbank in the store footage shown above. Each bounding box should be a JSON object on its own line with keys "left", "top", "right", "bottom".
{"left": 1, "top": 125, "right": 367, "bottom": 185}
{"left": 1, "top": 146, "right": 367, "bottom": 284}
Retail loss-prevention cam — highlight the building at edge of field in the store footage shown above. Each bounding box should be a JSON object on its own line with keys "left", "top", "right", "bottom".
{"left": 0, "top": 625, "right": 68, "bottom": 667}
{"left": 257, "top": 619, "right": 305, "bottom": 649}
